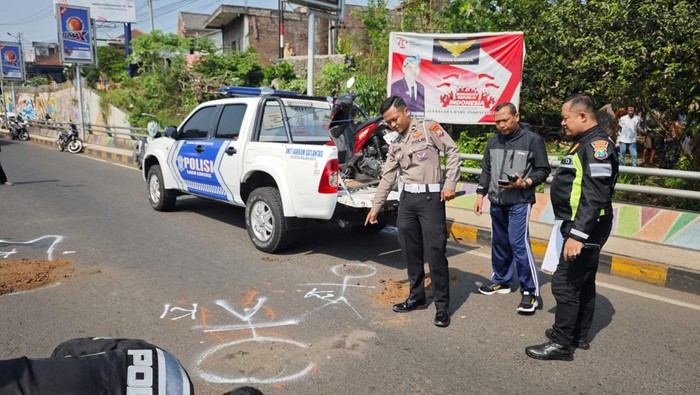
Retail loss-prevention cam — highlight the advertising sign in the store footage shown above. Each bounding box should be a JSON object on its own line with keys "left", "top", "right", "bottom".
{"left": 57, "top": 4, "right": 95, "bottom": 65}
{"left": 289, "top": 1, "right": 341, "bottom": 12}
{"left": 0, "top": 42, "right": 25, "bottom": 81}
{"left": 53, "top": 0, "right": 136, "bottom": 23}
{"left": 388, "top": 32, "right": 525, "bottom": 125}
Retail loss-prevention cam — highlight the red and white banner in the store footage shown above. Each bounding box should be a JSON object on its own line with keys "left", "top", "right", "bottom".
{"left": 387, "top": 32, "right": 525, "bottom": 125}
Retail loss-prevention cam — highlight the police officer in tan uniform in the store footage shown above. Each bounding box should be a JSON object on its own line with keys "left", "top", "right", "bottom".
{"left": 366, "top": 95, "right": 461, "bottom": 327}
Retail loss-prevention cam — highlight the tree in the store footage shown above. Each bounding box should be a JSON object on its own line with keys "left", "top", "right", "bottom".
{"left": 82, "top": 45, "right": 128, "bottom": 88}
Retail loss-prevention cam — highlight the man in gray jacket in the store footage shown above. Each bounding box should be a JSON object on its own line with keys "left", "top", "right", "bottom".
{"left": 474, "top": 102, "right": 551, "bottom": 313}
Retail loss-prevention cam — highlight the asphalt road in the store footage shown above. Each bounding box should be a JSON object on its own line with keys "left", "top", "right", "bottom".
{"left": 1, "top": 139, "right": 699, "bottom": 394}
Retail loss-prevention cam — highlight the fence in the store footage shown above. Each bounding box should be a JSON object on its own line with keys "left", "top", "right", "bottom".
{"left": 460, "top": 154, "right": 700, "bottom": 200}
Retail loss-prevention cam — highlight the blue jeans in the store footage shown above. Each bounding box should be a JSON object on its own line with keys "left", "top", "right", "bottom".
{"left": 619, "top": 142, "right": 637, "bottom": 166}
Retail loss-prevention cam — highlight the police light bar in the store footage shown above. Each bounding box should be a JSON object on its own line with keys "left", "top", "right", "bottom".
{"left": 218, "top": 86, "right": 299, "bottom": 96}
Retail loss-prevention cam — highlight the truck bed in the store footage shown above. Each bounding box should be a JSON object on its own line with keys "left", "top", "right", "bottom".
{"left": 336, "top": 178, "right": 400, "bottom": 209}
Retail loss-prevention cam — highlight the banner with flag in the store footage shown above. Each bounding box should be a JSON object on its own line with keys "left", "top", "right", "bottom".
{"left": 56, "top": 4, "right": 95, "bottom": 65}
{"left": 387, "top": 32, "right": 525, "bottom": 125}
{"left": 0, "top": 42, "right": 24, "bottom": 81}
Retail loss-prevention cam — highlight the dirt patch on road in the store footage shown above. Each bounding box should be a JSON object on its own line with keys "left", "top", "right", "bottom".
{"left": 0, "top": 259, "right": 74, "bottom": 295}
{"left": 373, "top": 276, "right": 434, "bottom": 307}
{"left": 373, "top": 273, "right": 462, "bottom": 307}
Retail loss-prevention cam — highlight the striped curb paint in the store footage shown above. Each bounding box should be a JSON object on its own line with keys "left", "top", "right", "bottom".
{"left": 26, "top": 135, "right": 137, "bottom": 167}
{"left": 446, "top": 221, "right": 699, "bottom": 295}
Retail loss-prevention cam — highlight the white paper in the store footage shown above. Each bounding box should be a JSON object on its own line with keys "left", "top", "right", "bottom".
{"left": 541, "top": 220, "right": 563, "bottom": 274}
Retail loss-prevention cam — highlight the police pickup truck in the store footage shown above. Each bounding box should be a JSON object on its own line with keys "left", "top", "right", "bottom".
{"left": 143, "top": 87, "right": 399, "bottom": 253}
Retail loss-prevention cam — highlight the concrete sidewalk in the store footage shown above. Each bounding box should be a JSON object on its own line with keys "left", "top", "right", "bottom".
{"left": 7, "top": 130, "right": 699, "bottom": 295}
{"left": 446, "top": 208, "right": 700, "bottom": 295}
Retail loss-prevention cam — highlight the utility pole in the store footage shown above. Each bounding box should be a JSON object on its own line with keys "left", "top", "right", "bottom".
{"left": 147, "top": 0, "right": 155, "bottom": 32}
{"left": 279, "top": 0, "right": 285, "bottom": 58}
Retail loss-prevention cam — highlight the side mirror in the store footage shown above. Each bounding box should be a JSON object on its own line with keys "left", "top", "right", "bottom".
{"left": 346, "top": 77, "right": 356, "bottom": 90}
{"left": 164, "top": 126, "right": 178, "bottom": 139}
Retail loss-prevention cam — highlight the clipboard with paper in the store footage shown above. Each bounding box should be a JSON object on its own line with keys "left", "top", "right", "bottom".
{"left": 541, "top": 220, "right": 563, "bottom": 274}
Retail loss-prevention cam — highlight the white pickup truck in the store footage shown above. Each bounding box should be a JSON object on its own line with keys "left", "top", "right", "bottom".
{"left": 143, "top": 88, "right": 399, "bottom": 253}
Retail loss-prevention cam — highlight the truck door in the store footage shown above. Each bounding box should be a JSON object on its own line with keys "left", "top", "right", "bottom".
{"left": 168, "top": 105, "right": 232, "bottom": 201}
{"left": 214, "top": 103, "right": 249, "bottom": 205}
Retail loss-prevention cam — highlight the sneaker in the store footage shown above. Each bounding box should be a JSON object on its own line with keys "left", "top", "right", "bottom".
{"left": 2, "top": 181, "right": 13, "bottom": 186}
{"left": 517, "top": 291, "right": 538, "bottom": 313}
{"left": 478, "top": 283, "right": 511, "bottom": 295}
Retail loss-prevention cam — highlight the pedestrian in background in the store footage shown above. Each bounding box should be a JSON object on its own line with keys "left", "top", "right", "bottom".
{"left": 526, "top": 93, "right": 618, "bottom": 361}
{"left": 474, "top": 102, "right": 551, "bottom": 313}
{"left": 0, "top": 144, "right": 14, "bottom": 186}
{"left": 617, "top": 106, "right": 641, "bottom": 166}
{"left": 366, "top": 95, "right": 461, "bottom": 327}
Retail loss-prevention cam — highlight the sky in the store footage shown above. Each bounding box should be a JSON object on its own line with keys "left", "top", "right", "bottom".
{"left": 1, "top": 0, "right": 401, "bottom": 47}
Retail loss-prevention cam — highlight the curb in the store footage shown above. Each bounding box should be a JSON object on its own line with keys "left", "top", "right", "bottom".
{"left": 29, "top": 135, "right": 137, "bottom": 168}
{"left": 446, "top": 221, "right": 700, "bottom": 295}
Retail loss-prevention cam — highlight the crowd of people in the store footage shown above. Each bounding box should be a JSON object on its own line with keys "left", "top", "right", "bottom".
{"left": 612, "top": 105, "right": 690, "bottom": 169}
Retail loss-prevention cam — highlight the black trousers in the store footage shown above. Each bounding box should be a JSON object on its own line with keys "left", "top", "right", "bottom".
{"left": 397, "top": 191, "right": 450, "bottom": 310}
{"left": 551, "top": 216, "right": 613, "bottom": 344}
{"left": 0, "top": 161, "right": 7, "bottom": 184}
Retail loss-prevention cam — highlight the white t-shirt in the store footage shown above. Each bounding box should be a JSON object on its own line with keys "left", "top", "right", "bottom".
{"left": 618, "top": 114, "right": 641, "bottom": 143}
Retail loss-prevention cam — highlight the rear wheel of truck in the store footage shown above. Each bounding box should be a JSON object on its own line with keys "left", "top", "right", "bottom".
{"left": 246, "top": 187, "right": 293, "bottom": 253}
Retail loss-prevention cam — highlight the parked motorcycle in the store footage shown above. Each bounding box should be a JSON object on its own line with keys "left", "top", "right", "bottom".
{"left": 133, "top": 120, "right": 160, "bottom": 170}
{"left": 9, "top": 115, "right": 29, "bottom": 141}
{"left": 57, "top": 123, "right": 84, "bottom": 154}
{"left": 328, "top": 77, "right": 393, "bottom": 180}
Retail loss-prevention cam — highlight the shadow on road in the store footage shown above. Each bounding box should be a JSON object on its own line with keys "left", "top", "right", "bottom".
{"left": 166, "top": 195, "right": 493, "bottom": 313}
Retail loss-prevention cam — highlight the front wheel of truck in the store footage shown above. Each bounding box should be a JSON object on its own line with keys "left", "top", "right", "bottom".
{"left": 245, "top": 187, "right": 294, "bottom": 253}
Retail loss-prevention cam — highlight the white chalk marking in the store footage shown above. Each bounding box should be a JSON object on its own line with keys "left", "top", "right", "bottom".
{"left": 194, "top": 337, "right": 314, "bottom": 384}
{"left": 4, "top": 282, "right": 62, "bottom": 296}
{"left": 0, "top": 235, "right": 64, "bottom": 260}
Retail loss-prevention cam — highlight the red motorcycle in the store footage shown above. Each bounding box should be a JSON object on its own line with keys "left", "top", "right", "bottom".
{"left": 328, "top": 78, "right": 393, "bottom": 180}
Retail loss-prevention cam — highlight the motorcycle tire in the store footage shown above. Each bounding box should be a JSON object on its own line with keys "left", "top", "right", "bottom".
{"left": 68, "top": 139, "right": 83, "bottom": 154}
{"left": 19, "top": 131, "right": 29, "bottom": 141}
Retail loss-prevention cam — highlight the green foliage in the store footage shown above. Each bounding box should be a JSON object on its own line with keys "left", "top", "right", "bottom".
{"left": 26, "top": 75, "right": 52, "bottom": 87}
{"left": 263, "top": 61, "right": 297, "bottom": 85}
{"left": 442, "top": 0, "right": 700, "bottom": 142}
{"left": 129, "top": 30, "right": 189, "bottom": 74}
{"left": 82, "top": 46, "right": 128, "bottom": 88}
{"left": 399, "top": 0, "right": 451, "bottom": 32}
{"left": 315, "top": 62, "right": 353, "bottom": 97}
{"left": 192, "top": 47, "right": 264, "bottom": 87}
{"left": 455, "top": 127, "right": 491, "bottom": 182}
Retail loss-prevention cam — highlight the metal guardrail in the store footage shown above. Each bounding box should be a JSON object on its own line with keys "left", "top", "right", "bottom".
{"left": 28, "top": 120, "right": 150, "bottom": 140}
{"left": 460, "top": 154, "right": 700, "bottom": 200}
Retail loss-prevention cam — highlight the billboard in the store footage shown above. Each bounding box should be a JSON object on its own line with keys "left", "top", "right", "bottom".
{"left": 388, "top": 32, "right": 525, "bottom": 125}
{"left": 0, "top": 42, "right": 25, "bottom": 81}
{"left": 53, "top": 0, "right": 136, "bottom": 23}
{"left": 289, "top": 1, "right": 342, "bottom": 12}
{"left": 57, "top": 4, "right": 95, "bottom": 65}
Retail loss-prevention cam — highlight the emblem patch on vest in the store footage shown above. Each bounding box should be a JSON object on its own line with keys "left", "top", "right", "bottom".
{"left": 590, "top": 140, "right": 609, "bottom": 160}
{"left": 429, "top": 123, "right": 444, "bottom": 137}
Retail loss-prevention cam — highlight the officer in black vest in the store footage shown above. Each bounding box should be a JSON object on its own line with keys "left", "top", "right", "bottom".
{"left": 526, "top": 93, "right": 618, "bottom": 361}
